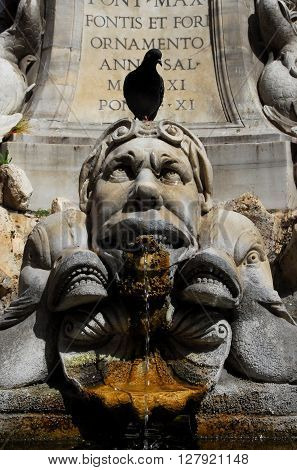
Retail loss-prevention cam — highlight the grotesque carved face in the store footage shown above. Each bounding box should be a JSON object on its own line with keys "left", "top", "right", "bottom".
{"left": 89, "top": 138, "right": 202, "bottom": 261}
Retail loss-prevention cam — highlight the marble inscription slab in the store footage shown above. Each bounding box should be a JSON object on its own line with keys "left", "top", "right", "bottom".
{"left": 69, "top": 0, "right": 227, "bottom": 124}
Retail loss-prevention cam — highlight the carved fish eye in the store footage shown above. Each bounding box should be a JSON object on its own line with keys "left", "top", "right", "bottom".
{"left": 243, "top": 250, "right": 261, "bottom": 266}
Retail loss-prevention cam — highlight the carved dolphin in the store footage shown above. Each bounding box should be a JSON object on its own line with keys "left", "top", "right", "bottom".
{"left": 257, "top": 0, "right": 297, "bottom": 128}
{"left": 177, "top": 207, "right": 297, "bottom": 384}
{"left": 228, "top": 282, "right": 297, "bottom": 383}
{"left": 0, "top": 0, "right": 43, "bottom": 139}
{"left": 256, "top": 0, "right": 297, "bottom": 58}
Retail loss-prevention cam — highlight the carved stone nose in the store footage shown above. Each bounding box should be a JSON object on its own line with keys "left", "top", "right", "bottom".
{"left": 132, "top": 169, "right": 163, "bottom": 210}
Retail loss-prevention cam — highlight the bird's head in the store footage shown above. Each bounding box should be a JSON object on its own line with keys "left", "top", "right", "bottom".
{"left": 142, "top": 48, "right": 162, "bottom": 67}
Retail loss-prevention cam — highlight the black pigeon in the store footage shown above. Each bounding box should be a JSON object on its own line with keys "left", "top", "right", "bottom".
{"left": 124, "top": 49, "right": 164, "bottom": 121}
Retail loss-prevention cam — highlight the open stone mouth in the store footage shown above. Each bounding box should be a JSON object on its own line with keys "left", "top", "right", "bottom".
{"left": 180, "top": 259, "right": 241, "bottom": 309}
{"left": 190, "top": 268, "right": 239, "bottom": 299}
{"left": 100, "top": 218, "right": 191, "bottom": 252}
{"left": 101, "top": 230, "right": 186, "bottom": 251}
{"left": 58, "top": 266, "right": 107, "bottom": 299}
{"left": 50, "top": 261, "right": 108, "bottom": 312}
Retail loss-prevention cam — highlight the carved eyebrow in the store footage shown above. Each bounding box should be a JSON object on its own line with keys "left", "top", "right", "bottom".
{"left": 104, "top": 152, "right": 135, "bottom": 169}
{"left": 150, "top": 152, "right": 183, "bottom": 173}
{"left": 114, "top": 150, "right": 136, "bottom": 161}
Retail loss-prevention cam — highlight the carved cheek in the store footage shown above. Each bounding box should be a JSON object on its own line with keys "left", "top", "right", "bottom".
{"left": 94, "top": 181, "right": 131, "bottom": 216}
{"left": 162, "top": 185, "right": 200, "bottom": 233}
{"left": 240, "top": 261, "right": 273, "bottom": 289}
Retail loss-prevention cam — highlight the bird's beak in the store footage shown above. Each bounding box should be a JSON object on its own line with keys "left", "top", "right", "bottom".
{"left": 157, "top": 59, "right": 162, "bottom": 67}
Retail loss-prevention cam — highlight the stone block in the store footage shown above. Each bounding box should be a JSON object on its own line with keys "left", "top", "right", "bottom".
{"left": 206, "top": 139, "right": 297, "bottom": 210}
{"left": 0, "top": 163, "right": 33, "bottom": 211}
{"left": 4, "top": 131, "right": 297, "bottom": 211}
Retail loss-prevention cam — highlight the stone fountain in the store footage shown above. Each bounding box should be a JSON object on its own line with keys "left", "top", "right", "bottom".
{"left": 0, "top": 119, "right": 297, "bottom": 448}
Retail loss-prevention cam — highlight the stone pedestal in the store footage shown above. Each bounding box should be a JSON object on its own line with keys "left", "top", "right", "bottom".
{"left": 2, "top": 0, "right": 296, "bottom": 210}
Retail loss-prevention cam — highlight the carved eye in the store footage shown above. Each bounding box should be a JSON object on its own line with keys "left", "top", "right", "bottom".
{"left": 160, "top": 169, "right": 182, "bottom": 185}
{"left": 243, "top": 251, "right": 261, "bottom": 266}
{"left": 108, "top": 165, "right": 132, "bottom": 182}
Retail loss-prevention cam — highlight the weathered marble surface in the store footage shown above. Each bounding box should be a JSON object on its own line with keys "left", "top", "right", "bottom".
{"left": 0, "top": 384, "right": 81, "bottom": 444}
{"left": 1, "top": 120, "right": 296, "bottom": 424}
{"left": 28, "top": 0, "right": 262, "bottom": 127}
{"left": 69, "top": 0, "right": 224, "bottom": 124}
{"left": 194, "top": 372, "right": 297, "bottom": 441}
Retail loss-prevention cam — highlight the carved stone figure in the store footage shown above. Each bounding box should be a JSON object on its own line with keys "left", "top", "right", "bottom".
{"left": 0, "top": 119, "right": 296, "bottom": 417}
{"left": 256, "top": 0, "right": 297, "bottom": 135}
{"left": 0, "top": 0, "right": 44, "bottom": 141}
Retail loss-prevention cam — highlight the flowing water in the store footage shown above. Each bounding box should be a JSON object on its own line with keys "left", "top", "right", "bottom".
{"left": 143, "top": 245, "right": 150, "bottom": 450}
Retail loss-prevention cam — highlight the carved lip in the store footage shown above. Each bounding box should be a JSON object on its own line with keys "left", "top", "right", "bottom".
{"left": 99, "top": 218, "right": 192, "bottom": 252}
{"left": 48, "top": 250, "right": 108, "bottom": 312}
{"left": 178, "top": 248, "right": 242, "bottom": 309}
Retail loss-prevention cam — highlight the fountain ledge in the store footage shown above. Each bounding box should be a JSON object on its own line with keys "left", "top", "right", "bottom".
{"left": 1, "top": 379, "right": 297, "bottom": 444}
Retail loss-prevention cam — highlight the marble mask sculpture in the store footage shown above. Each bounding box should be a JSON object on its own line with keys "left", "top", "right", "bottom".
{"left": 0, "top": 119, "right": 296, "bottom": 416}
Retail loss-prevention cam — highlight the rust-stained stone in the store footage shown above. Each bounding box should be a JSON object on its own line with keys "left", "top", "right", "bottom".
{"left": 119, "top": 236, "right": 172, "bottom": 302}
{"left": 0, "top": 384, "right": 81, "bottom": 443}
{"left": 0, "top": 384, "right": 66, "bottom": 413}
{"left": 0, "top": 414, "right": 80, "bottom": 442}
{"left": 195, "top": 414, "right": 297, "bottom": 440}
{"left": 82, "top": 353, "right": 208, "bottom": 418}
{"left": 2, "top": 379, "right": 297, "bottom": 443}
{"left": 2, "top": 119, "right": 297, "bottom": 443}
{"left": 190, "top": 373, "right": 297, "bottom": 439}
